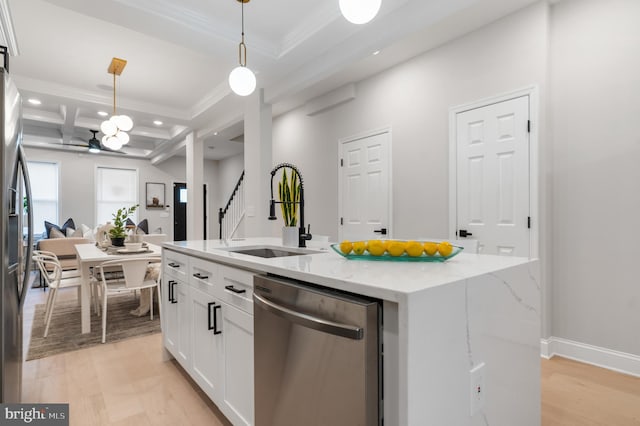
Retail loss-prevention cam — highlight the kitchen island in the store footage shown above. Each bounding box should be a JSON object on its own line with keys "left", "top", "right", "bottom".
{"left": 162, "top": 238, "right": 540, "bottom": 426}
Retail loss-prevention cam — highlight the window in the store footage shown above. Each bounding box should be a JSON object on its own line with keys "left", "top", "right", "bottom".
{"left": 27, "top": 161, "right": 59, "bottom": 236}
{"left": 96, "top": 167, "right": 138, "bottom": 226}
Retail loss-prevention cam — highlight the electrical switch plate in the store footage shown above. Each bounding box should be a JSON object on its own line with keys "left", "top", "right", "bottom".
{"left": 469, "top": 362, "right": 486, "bottom": 416}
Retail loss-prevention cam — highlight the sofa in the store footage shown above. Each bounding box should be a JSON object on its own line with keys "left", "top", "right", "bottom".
{"left": 37, "top": 237, "right": 90, "bottom": 270}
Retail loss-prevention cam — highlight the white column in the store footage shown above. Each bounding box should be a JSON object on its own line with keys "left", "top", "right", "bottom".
{"left": 186, "top": 132, "right": 204, "bottom": 240}
{"left": 243, "top": 89, "right": 272, "bottom": 238}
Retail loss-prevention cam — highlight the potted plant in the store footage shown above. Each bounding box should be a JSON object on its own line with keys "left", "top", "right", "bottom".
{"left": 278, "top": 169, "right": 300, "bottom": 247}
{"left": 109, "top": 204, "right": 138, "bottom": 246}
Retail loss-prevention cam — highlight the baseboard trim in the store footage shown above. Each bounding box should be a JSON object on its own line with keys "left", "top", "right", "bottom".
{"left": 541, "top": 337, "right": 640, "bottom": 378}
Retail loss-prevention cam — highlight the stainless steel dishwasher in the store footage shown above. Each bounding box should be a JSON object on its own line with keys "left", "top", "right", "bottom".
{"left": 253, "top": 274, "right": 381, "bottom": 426}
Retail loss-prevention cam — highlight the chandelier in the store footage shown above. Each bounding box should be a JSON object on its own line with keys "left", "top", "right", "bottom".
{"left": 228, "top": 0, "right": 256, "bottom": 96}
{"left": 100, "top": 57, "right": 133, "bottom": 150}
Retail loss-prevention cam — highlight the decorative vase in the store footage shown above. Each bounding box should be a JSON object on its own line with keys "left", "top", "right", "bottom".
{"left": 110, "top": 237, "right": 125, "bottom": 247}
{"left": 282, "top": 226, "right": 298, "bottom": 248}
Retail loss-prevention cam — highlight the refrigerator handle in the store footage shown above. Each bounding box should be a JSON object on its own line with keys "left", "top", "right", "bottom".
{"left": 18, "top": 146, "right": 33, "bottom": 309}
{"left": 253, "top": 293, "right": 364, "bottom": 340}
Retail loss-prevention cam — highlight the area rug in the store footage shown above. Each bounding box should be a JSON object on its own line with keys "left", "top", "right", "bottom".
{"left": 27, "top": 293, "right": 161, "bottom": 360}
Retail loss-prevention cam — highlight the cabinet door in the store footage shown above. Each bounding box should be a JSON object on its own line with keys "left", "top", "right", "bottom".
{"left": 190, "top": 286, "right": 223, "bottom": 401}
{"left": 220, "top": 302, "right": 254, "bottom": 426}
{"left": 176, "top": 280, "right": 191, "bottom": 367}
{"left": 161, "top": 277, "right": 179, "bottom": 357}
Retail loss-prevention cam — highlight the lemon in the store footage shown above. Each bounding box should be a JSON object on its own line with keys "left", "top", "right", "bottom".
{"left": 406, "top": 240, "right": 424, "bottom": 257}
{"left": 352, "top": 241, "right": 367, "bottom": 255}
{"left": 437, "top": 241, "right": 453, "bottom": 257}
{"left": 367, "top": 240, "right": 386, "bottom": 256}
{"left": 339, "top": 240, "right": 353, "bottom": 255}
{"left": 423, "top": 242, "right": 438, "bottom": 256}
{"left": 387, "top": 241, "right": 406, "bottom": 257}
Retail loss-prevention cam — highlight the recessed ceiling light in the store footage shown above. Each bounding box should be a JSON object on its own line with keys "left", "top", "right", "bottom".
{"left": 153, "top": 120, "right": 163, "bottom": 126}
{"left": 97, "top": 111, "right": 108, "bottom": 117}
{"left": 214, "top": 132, "right": 218, "bottom": 136}
{"left": 372, "top": 50, "right": 380, "bottom": 56}
{"left": 27, "top": 98, "right": 42, "bottom": 105}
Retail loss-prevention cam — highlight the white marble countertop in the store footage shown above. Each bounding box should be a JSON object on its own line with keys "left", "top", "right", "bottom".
{"left": 162, "top": 238, "right": 534, "bottom": 302}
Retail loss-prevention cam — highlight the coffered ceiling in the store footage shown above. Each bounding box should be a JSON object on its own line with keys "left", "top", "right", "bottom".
{"left": 3, "top": 0, "right": 538, "bottom": 161}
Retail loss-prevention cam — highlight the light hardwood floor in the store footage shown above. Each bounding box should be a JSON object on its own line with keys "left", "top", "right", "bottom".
{"left": 21, "top": 285, "right": 640, "bottom": 425}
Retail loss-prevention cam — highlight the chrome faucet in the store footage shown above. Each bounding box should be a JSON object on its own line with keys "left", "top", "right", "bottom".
{"left": 268, "top": 163, "right": 312, "bottom": 248}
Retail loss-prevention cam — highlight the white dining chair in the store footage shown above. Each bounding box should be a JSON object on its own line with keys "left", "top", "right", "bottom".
{"left": 33, "top": 252, "right": 103, "bottom": 337}
{"left": 95, "top": 256, "right": 162, "bottom": 343}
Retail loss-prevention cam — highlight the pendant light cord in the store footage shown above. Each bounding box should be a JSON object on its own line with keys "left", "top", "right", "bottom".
{"left": 112, "top": 71, "right": 116, "bottom": 115}
{"left": 238, "top": 0, "right": 247, "bottom": 67}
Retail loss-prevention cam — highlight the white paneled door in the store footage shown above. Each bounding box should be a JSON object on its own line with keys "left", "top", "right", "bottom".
{"left": 339, "top": 130, "right": 391, "bottom": 242}
{"left": 456, "top": 96, "right": 530, "bottom": 256}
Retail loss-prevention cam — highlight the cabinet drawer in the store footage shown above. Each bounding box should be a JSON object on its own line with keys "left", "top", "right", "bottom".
{"left": 164, "top": 250, "right": 189, "bottom": 280}
{"left": 189, "top": 257, "right": 219, "bottom": 296}
{"left": 217, "top": 265, "right": 254, "bottom": 314}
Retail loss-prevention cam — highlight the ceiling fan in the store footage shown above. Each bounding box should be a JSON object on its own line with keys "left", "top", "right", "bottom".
{"left": 67, "top": 130, "right": 125, "bottom": 154}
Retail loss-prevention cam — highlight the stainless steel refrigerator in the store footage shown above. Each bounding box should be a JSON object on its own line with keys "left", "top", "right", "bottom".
{"left": 1, "top": 53, "right": 33, "bottom": 403}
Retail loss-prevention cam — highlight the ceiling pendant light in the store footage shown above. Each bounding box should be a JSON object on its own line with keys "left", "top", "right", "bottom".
{"left": 339, "top": 0, "right": 381, "bottom": 25}
{"left": 229, "top": 0, "right": 256, "bottom": 96}
{"left": 100, "top": 57, "right": 133, "bottom": 150}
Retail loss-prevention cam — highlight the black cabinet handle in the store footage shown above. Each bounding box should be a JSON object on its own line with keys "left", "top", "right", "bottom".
{"left": 207, "top": 302, "right": 216, "bottom": 331}
{"left": 170, "top": 281, "right": 178, "bottom": 304}
{"left": 168, "top": 262, "right": 180, "bottom": 268}
{"left": 193, "top": 273, "right": 209, "bottom": 280}
{"left": 213, "top": 304, "right": 222, "bottom": 335}
{"left": 225, "top": 285, "right": 246, "bottom": 294}
{"left": 373, "top": 228, "right": 387, "bottom": 235}
{"left": 167, "top": 280, "right": 174, "bottom": 302}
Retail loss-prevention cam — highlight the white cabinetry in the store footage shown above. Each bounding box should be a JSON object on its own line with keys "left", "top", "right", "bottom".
{"left": 162, "top": 249, "right": 255, "bottom": 426}
{"left": 162, "top": 251, "right": 190, "bottom": 369}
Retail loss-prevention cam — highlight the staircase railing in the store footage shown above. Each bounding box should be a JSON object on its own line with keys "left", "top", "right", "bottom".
{"left": 218, "top": 170, "right": 245, "bottom": 239}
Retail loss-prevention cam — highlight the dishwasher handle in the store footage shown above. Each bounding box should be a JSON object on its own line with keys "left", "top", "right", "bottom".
{"left": 253, "top": 293, "right": 364, "bottom": 340}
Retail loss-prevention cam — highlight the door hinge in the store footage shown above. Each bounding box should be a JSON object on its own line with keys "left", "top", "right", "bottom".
{"left": 340, "top": 158, "right": 343, "bottom": 167}
{"left": 527, "top": 216, "right": 531, "bottom": 229}
{"left": 527, "top": 120, "right": 531, "bottom": 133}
{"left": 340, "top": 217, "right": 343, "bottom": 225}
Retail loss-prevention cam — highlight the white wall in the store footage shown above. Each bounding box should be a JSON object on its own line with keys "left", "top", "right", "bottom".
{"left": 272, "top": 3, "right": 548, "bottom": 243}
{"left": 218, "top": 153, "right": 245, "bottom": 209}
{"left": 549, "top": 0, "right": 640, "bottom": 356}
{"left": 270, "top": 0, "right": 640, "bottom": 360}
{"left": 24, "top": 148, "right": 221, "bottom": 241}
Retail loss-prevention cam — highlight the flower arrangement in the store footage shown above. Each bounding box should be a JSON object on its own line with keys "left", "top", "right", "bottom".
{"left": 109, "top": 204, "right": 139, "bottom": 239}
{"left": 278, "top": 169, "right": 300, "bottom": 227}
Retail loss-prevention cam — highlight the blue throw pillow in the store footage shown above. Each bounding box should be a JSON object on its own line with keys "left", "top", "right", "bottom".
{"left": 44, "top": 218, "right": 75, "bottom": 238}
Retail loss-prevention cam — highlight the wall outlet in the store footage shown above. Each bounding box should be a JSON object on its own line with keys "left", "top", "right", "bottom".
{"left": 469, "top": 362, "right": 486, "bottom": 416}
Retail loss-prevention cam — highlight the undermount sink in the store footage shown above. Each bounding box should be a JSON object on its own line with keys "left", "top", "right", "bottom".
{"left": 222, "top": 245, "right": 322, "bottom": 258}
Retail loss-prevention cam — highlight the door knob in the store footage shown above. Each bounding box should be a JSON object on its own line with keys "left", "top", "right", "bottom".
{"left": 373, "top": 228, "right": 387, "bottom": 235}
{"left": 458, "top": 229, "right": 473, "bottom": 238}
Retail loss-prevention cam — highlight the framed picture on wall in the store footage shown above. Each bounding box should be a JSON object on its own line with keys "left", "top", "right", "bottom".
{"left": 146, "top": 182, "right": 165, "bottom": 209}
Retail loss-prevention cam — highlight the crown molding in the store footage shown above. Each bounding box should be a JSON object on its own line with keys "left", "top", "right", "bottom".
{"left": 113, "top": 0, "right": 279, "bottom": 58}
{"left": 190, "top": 80, "right": 234, "bottom": 120}
{"left": 23, "top": 108, "right": 64, "bottom": 125}
{"left": 13, "top": 75, "right": 191, "bottom": 121}
{"left": 278, "top": 2, "right": 342, "bottom": 59}
{"left": 0, "top": 0, "right": 19, "bottom": 56}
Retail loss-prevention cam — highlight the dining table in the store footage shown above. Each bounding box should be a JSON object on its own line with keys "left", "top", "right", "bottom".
{"left": 74, "top": 242, "right": 162, "bottom": 334}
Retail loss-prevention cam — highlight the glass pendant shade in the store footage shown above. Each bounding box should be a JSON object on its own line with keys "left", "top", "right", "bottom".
{"left": 229, "top": 66, "right": 257, "bottom": 96}
{"left": 114, "top": 115, "right": 133, "bottom": 132}
{"left": 100, "top": 119, "right": 118, "bottom": 136}
{"left": 339, "top": 0, "right": 381, "bottom": 24}
{"left": 103, "top": 135, "right": 123, "bottom": 150}
{"left": 115, "top": 130, "right": 130, "bottom": 145}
